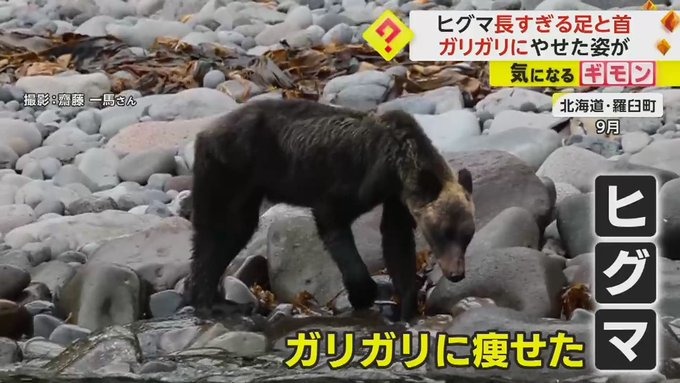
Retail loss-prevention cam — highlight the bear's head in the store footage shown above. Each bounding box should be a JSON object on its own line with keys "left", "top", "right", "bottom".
{"left": 410, "top": 167, "right": 475, "bottom": 283}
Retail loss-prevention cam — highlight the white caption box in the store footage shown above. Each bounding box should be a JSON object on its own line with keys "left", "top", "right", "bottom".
{"left": 409, "top": 11, "right": 680, "bottom": 61}
{"left": 552, "top": 92, "right": 663, "bottom": 118}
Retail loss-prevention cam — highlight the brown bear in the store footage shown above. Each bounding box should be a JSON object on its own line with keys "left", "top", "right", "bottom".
{"left": 187, "top": 98, "right": 475, "bottom": 321}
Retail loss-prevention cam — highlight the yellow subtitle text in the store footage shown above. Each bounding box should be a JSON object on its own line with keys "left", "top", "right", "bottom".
{"left": 283, "top": 330, "right": 585, "bottom": 370}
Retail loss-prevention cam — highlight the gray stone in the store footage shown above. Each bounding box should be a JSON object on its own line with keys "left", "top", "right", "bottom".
{"left": 4, "top": 210, "right": 161, "bottom": 256}
{"left": 44, "top": 325, "right": 141, "bottom": 374}
{"left": 487, "top": 110, "right": 568, "bottom": 134}
{"left": 39, "top": 157, "right": 62, "bottom": 179}
{"left": 49, "top": 324, "right": 91, "bottom": 346}
{"left": 57, "top": 263, "right": 142, "bottom": 332}
{"left": 30, "top": 260, "right": 76, "bottom": 299}
{"left": 105, "top": 19, "right": 192, "bottom": 49}
{"left": 75, "top": 109, "right": 101, "bottom": 135}
{"left": 538, "top": 146, "right": 678, "bottom": 192}
{"left": 117, "top": 149, "right": 176, "bottom": 184}
{"left": 77, "top": 148, "right": 120, "bottom": 190}
{"left": 33, "top": 314, "right": 64, "bottom": 339}
{"left": 85, "top": 216, "right": 191, "bottom": 292}
{"left": 149, "top": 290, "right": 183, "bottom": 318}
{"left": 15, "top": 73, "right": 111, "bottom": 109}
{"left": 321, "top": 70, "right": 393, "bottom": 111}
{"left": 0, "top": 143, "right": 18, "bottom": 169}
{"left": 556, "top": 193, "right": 595, "bottom": 258}
{"left": 630, "top": 138, "right": 680, "bottom": 175}
{"left": 427, "top": 247, "right": 566, "bottom": 318}
{"left": 0, "top": 119, "right": 43, "bottom": 156}
{"left": 204, "top": 331, "right": 266, "bottom": 357}
{"left": 466, "top": 207, "right": 540, "bottom": 255}
{"left": 441, "top": 127, "right": 561, "bottom": 170}
{"left": 0, "top": 264, "right": 30, "bottom": 300}
{"left": 0, "top": 204, "right": 35, "bottom": 234}
{"left": 53, "top": 165, "right": 99, "bottom": 192}
{"left": 475, "top": 88, "right": 552, "bottom": 117}
{"left": 21, "top": 337, "right": 65, "bottom": 360}
{"left": 445, "top": 150, "right": 554, "bottom": 230}
{"left": 415, "top": 109, "right": 480, "bottom": 152}
{"left": 621, "top": 131, "right": 652, "bottom": 154}
{"left": 0, "top": 337, "right": 20, "bottom": 365}
{"left": 202, "top": 70, "right": 226, "bottom": 89}
{"left": 21, "top": 161, "right": 44, "bottom": 180}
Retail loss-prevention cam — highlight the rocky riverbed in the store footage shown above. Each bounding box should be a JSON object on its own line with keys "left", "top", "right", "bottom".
{"left": 2, "top": 0, "right": 680, "bottom": 382}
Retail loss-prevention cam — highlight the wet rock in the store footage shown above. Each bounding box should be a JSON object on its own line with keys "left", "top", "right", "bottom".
{"left": 149, "top": 290, "right": 184, "bottom": 318}
{"left": 85, "top": 216, "right": 191, "bottom": 292}
{"left": 0, "top": 264, "right": 30, "bottom": 300}
{"left": 221, "top": 276, "right": 258, "bottom": 308}
{"left": 157, "top": 326, "right": 203, "bottom": 354}
{"left": 33, "top": 314, "right": 63, "bottom": 339}
{"left": 44, "top": 325, "right": 141, "bottom": 374}
{"left": 445, "top": 150, "right": 554, "bottom": 230}
{"left": 21, "top": 337, "right": 64, "bottom": 360}
{"left": 49, "top": 324, "right": 91, "bottom": 346}
{"left": 204, "top": 331, "right": 267, "bottom": 357}
{"left": 427, "top": 247, "right": 565, "bottom": 318}
{"left": 57, "top": 263, "right": 143, "bottom": 331}
{"left": 138, "top": 360, "right": 177, "bottom": 373}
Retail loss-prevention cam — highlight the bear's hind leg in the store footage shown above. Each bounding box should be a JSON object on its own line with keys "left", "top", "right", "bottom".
{"left": 380, "top": 198, "right": 418, "bottom": 322}
{"left": 187, "top": 140, "right": 261, "bottom": 315}
{"left": 313, "top": 208, "right": 378, "bottom": 312}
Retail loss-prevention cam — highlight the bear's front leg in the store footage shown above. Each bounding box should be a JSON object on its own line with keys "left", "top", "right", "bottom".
{"left": 313, "top": 209, "right": 378, "bottom": 312}
{"left": 380, "top": 198, "right": 418, "bottom": 322}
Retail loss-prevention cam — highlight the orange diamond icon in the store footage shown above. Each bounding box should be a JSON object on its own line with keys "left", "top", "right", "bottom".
{"left": 658, "top": 39, "right": 671, "bottom": 55}
{"left": 661, "top": 10, "right": 680, "bottom": 32}
{"left": 642, "top": 0, "right": 657, "bottom": 10}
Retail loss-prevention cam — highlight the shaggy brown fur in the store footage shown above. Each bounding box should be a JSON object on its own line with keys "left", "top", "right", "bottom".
{"left": 187, "top": 98, "right": 475, "bottom": 321}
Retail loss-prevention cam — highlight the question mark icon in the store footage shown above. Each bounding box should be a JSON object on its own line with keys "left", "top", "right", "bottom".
{"left": 375, "top": 18, "right": 402, "bottom": 53}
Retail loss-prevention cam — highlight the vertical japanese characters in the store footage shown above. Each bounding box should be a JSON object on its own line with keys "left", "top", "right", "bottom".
{"left": 593, "top": 175, "right": 658, "bottom": 371}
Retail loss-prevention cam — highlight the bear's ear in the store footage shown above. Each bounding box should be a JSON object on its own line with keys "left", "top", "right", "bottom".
{"left": 417, "top": 169, "right": 443, "bottom": 203}
{"left": 458, "top": 168, "right": 473, "bottom": 194}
